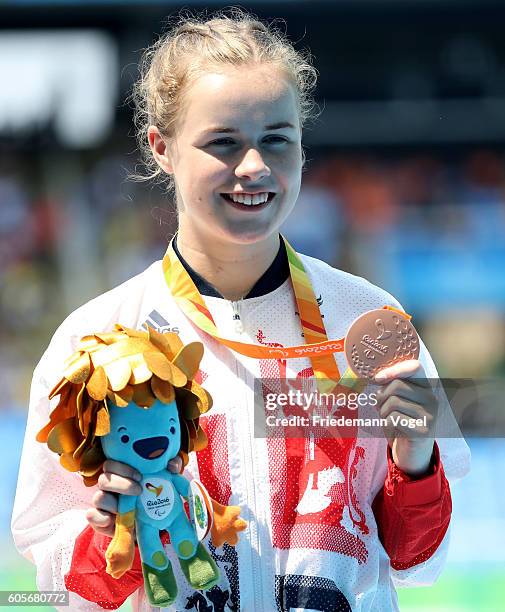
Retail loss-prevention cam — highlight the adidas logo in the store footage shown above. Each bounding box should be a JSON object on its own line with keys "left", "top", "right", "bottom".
{"left": 142, "top": 310, "right": 180, "bottom": 335}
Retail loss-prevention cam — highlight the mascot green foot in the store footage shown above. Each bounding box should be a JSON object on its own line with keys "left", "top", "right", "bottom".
{"left": 178, "top": 543, "right": 220, "bottom": 591}
{"left": 142, "top": 560, "right": 178, "bottom": 607}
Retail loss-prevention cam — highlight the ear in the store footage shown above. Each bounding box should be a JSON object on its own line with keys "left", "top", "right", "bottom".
{"left": 147, "top": 126, "right": 174, "bottom": 174}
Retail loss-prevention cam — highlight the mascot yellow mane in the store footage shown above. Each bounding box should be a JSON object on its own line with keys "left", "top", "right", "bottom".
{"left": 37, "top": 324, "right": 211, "bottom": 486}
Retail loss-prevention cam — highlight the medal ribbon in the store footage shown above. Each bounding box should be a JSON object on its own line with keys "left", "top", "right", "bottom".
{"left": 162, "top": 235, "right": 405, "bottom": 391}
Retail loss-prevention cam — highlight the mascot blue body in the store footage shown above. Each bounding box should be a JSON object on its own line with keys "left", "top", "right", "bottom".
{"left": 103, "top": 399, "right": 203, "bottom": 564}
{"left": 102, "top": 398, "right": 219, "bottom": 605}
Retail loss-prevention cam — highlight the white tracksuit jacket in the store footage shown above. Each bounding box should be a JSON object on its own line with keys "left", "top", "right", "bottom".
{"left": 12, "top": 252, "right": 470, "bottom": 612}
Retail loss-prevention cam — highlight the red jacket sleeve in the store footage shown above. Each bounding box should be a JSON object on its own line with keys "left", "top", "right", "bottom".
{"left": 64, "top": 527, "right": 171, "bottom": 609}
{"left": 371, "top": 441, "right": 452, "bottom": 571}
{"left": 64, "top": 527, "right": 143, "bottom": 610}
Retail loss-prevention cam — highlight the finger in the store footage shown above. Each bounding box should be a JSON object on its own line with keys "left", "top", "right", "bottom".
{"left": 167, "top": 456, "right": 183, "bottom": 474}
{"left": 375, "top": 359, "right": 426, "bottom": 380}
{"left": 89, "top": 523, "right": 115, "bottom": 538}
{"left": 381, "top": 409, "right": 431, "bottom": 439}
{"left": 86, "top": 507, "right": 113, "bottom": 527}
{"left": 376, "top": 379, "right": 434, "bottom": 408}
{"left": 379, "top": 395, "right": 435, "bottom": 423}
{"left": 85, "top": 509, "right": 138, "bottom": 542}
{"left": 92, "top": 490, "right": 118, "bottom": 514}
{"left": 375, "top": 359, "right": 430, "bottom": 386}
{"left": 103, "top": 459, "right": 142, "bottom": 482}
{"left": 98, "top": 472, "right": 142, "bottom": 496}
{"left": 375, "top": 359, "right": 426, "bottom": 386}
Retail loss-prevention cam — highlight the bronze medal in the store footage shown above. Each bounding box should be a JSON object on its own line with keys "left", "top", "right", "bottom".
{"left": 344, "top": 309, "right": 420, "bottom": 379}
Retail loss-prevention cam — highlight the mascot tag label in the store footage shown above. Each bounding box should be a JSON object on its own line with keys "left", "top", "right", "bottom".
{"left": 140, "top": 477, "right": 175, "bottom": 521}
{"left": 188, "top": 479, "right": 213, "bottom": 541}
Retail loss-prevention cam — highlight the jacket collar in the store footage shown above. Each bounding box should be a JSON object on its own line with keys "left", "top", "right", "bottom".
{"left": 172, "top": 235, "right": 289, "bottom": 299}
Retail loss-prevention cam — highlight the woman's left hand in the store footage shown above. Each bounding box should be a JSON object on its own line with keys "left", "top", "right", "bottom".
{"left": 374, "top": 359, "right": 438, "bottom": 477}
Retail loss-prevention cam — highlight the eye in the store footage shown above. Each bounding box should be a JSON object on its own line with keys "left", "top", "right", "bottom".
{"left": 121, "top": 435, "right": 130, "bottom": 443}
{"left": 208, "top": 138, "right": 236, "bottom": 146}
{"left": 263, "top": 135, "right": 289, "bottom": 144}
{"left": 169, "top": 426, "right": 176, "bottom": 435}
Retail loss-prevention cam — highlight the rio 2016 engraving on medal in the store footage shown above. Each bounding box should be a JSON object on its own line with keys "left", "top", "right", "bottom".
{"left": 344, "top": 309, "right": 420, "bottom": 379}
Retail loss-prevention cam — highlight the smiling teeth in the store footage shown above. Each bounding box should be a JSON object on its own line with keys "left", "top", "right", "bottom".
{"left": 228, "top": 192, "right": 270, "bottom": 205}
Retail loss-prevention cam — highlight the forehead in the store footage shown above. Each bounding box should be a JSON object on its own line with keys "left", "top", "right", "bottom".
{"left": 180, "top": 65, "right": 300, "bottom": 131}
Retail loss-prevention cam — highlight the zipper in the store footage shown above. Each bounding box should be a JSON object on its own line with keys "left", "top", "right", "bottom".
{"left": 229, "top": 298, "right": 263, "bottom": 607}
{"left": 385, "top": 468, "right": 401, "bottom": 497}
{"left": 231, "top": 298, "right": 244, "bottom": 334}
{"left": 235, "top": 357, "right": 263, "bottom": 610}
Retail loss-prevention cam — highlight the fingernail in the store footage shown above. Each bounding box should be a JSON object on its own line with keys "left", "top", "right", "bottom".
{"left": 375, "top": 371, "right": 388, "bottom": 382}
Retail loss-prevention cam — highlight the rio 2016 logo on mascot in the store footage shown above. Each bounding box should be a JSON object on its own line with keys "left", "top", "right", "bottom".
{"left": 37, "top": 324, "right": 246, "bottom": 607}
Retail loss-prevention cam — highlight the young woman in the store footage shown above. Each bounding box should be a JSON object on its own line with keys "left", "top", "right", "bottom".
{"left": 12, "top": 10, "right": 470, "bottom": 611}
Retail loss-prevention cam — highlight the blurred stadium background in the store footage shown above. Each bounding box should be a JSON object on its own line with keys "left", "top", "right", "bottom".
{"left": 1, "top": 0, "right": 505, "bottom": 610}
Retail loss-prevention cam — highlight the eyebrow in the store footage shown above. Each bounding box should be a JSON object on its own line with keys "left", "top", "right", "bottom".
{"left": 202, "top": 121, "right": 296, "bottom": 135}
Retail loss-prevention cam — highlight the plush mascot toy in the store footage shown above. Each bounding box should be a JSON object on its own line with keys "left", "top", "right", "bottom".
{"left": 37, "top": 324, "right": 246, "bottom": 607}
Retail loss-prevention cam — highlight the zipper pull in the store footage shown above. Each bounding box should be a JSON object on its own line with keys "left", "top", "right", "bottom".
{"left": 232, "top": 299, "right": 244, "bottom": 334}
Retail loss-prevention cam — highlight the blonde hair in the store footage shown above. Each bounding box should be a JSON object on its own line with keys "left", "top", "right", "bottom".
{"left": 132, "top": 8, "right": 318, "bottom": 188}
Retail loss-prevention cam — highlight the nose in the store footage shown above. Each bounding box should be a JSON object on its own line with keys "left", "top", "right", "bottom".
{"left": 235, "top": 148, "right": 271, "bottom": 182}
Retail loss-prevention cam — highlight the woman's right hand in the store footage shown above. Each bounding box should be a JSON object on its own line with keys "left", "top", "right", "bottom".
{"left": 86, "top": 460, "right": 142, "bottom": 538}
{"left": 85, "top": 457, "right": 184, "bottom": 537}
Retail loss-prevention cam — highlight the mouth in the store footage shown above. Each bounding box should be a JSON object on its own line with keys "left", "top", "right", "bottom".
{"left": 132, "top": 436, "right": 169, "bottom": 460}
{"left": 220, "top": 192, "right": 276, "bottom": 212}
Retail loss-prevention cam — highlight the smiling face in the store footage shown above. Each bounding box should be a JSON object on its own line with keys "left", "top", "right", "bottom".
{"left": 150, "top": 64, "right": 303, "bottom": 248}
{"left": 101, "top": 399, "right": 181, "bottom": 475}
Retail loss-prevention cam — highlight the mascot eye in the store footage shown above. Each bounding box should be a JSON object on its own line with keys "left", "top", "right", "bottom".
{"left": 121, "top": 434, "right": 130, "bottom": 443}
{"left": 170, "top": 426, "right": 176, "bottom": 434}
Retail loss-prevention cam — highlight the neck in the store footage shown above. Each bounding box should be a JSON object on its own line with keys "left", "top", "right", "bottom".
{"left": 176, "top": 227, "right": 281, "bottom": 301}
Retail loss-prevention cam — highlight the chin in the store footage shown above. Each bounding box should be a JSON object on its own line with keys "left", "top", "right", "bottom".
{"left": 219, "top": 212, "right": 290, "bottom": 246}
{"left": 219, "top": 224, "right": 280, "bottom": 246}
